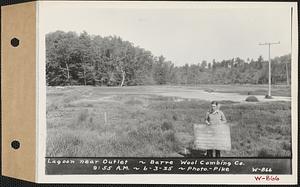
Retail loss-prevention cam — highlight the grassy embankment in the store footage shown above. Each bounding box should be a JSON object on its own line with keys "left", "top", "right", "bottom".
{"left": 46, "top": 86, "right": 291, "bottom": 157}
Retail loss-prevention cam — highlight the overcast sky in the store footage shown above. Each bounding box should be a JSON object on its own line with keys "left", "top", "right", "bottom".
{"left": 40, "top": 1, "right": 293, "bottom": 66}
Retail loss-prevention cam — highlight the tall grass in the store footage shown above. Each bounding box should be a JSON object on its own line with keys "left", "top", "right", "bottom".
{"left": 46, "top": 87, "right": 291, "bottom": 157}
{"left": 222, "top": 102, "right": 291, "bottom": 157}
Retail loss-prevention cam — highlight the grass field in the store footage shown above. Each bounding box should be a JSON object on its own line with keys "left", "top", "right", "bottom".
{"left": 46, "top": 85, "right": 291, "bottom": 157}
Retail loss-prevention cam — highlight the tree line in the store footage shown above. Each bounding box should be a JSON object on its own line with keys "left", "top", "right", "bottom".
{"left": 46, "top": 31, "right": 291, "bottom": 86}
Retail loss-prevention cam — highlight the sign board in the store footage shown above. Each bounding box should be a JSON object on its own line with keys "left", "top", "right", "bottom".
{"left": 193, "top": 124, "right": 231, "bottom": 150}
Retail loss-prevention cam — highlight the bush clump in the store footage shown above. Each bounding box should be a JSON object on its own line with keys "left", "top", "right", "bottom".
{"left": 161, "top": 121, "right": 174, "bottom": 131}
{"left": 245, "top": 96, "right": 259, "bottom": 102}
{"left": 204, "top": 88, "right": 214, "bottom": 93}
{"left": 257, "top": 147, "right": 273, "bottom": 157}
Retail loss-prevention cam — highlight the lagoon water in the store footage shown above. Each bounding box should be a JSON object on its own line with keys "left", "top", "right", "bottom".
{"left": 49, "top": 85, "right": 291, "bottom": 103}
{"left": 147, "top": 86, "right": 291, "bottom": 103}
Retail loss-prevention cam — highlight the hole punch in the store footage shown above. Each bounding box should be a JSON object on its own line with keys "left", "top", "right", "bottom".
{"left": 11, "top": 38, "right": 20, "bottom": 47}
{"left": 11, "top": 140, "right": 20, "bottom": 149}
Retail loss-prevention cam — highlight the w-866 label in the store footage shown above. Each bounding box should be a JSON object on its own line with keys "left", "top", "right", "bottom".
{"left": 252, "top": 167, "right": 272, "bottom": 172}
{"left": 255, "top": 176, "right": 280, "bottom": 182}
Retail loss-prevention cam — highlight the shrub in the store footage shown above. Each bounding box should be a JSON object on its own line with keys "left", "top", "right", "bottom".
{"left": 281, "top": 141, "right": 291, "bottom": 151}
{"left": 257, "top": 147, "right": 273, "bottom": 157}
{"left": 78, "top": 109, "right": 89, "bottom": 122}
{"left": 172, "top": 114, "right": 178, "bottom": 120}
{"left": 204, "top": 88, "right": 214, "bottom": 93}
{"left": 161, "top": 121, "right": 173, "bottom": 131}
{"left": 265, "top": 95, "right": 273, "bottom": 99}
{"left": 245, "top": 96, "right": 259, "bottom": 102}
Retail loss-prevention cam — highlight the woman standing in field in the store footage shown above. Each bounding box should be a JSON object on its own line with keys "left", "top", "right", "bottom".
{"left": 205, "top": 101, "right": 227, "bottom": 157}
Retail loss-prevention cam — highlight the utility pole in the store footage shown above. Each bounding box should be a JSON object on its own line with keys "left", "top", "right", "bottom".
{"left": 259, "top": 41, "right": 280, "bottom": 98}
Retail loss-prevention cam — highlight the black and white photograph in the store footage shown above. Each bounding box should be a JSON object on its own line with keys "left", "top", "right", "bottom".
{"left": 37, "top": 1, "right": 298, "bottom": 184}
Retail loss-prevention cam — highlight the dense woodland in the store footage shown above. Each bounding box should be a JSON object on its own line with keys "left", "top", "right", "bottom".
{"left": 46, "top": 31, "right": 291, "bottom": 86}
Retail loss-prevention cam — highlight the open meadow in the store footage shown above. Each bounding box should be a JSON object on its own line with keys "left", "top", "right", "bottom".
{"left": 46, "top": 85, "right": 291, "bottom": 157}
